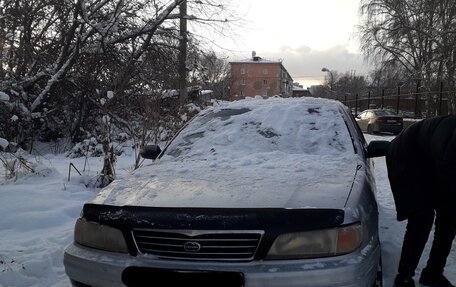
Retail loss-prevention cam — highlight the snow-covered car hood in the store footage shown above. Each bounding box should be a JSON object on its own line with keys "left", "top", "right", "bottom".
{"left": 91, "top": 155, "right": 359, "bottom": 209}
{"left": 92, "top": 98, "right": 363, "bottom": 210}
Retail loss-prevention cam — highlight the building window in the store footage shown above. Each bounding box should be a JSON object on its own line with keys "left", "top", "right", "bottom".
{"left": 263, "top": 80, "right": 268, "bottom": 86}
{"left": 240, "top": 67, "right": 246, "bottom": 75}
{"left": 240, "top": 79, "right": 246, "bottom": 85}
{"left": 263, "top": 68, "right": 268, "bottom": 75}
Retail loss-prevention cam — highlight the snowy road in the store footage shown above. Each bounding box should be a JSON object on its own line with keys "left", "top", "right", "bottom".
{"left": 0, "top": 134, "right": 455, "bottom": 286}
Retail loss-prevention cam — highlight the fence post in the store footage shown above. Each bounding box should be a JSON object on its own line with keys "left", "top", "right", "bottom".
{"left": 381, "top": 89, "right": 385, "bottom": 109}
{"left": 396, "top": 85, "right": 401, "bottom": 114}
{"left": 355, "top": 93, "right": 358, "bottom": 116}
{"left": 367, "top": 91, "right": 371, "bottom": 109}
{"left": 414, "top": 79, "right": 420, "bottom": 119}
{"left": 439, "top": 81, "right": 443, "bottom": 116}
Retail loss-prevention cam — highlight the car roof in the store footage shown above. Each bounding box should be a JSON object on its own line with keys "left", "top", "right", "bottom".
{"left": 360, "top": 109, "right": 396, "bottom": 114}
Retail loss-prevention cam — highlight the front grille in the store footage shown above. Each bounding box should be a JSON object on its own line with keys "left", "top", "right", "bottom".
{"left": 132, "top": 229, "right": 263, "bottom": 261}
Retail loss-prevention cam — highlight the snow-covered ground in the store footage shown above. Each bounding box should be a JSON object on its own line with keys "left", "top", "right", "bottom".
{"left": 0, "top": 134, "right": 455, "bottom": 287}
{"left": 0, "top": 147, "right": 141, "bottom": 287}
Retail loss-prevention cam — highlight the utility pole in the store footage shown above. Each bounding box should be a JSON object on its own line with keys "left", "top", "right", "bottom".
{"left": 179, "top": 0, "right": 188, "bottom": 106}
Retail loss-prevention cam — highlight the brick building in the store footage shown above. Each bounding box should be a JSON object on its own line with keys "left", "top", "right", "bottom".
{"left": 292, "top": 84, "right": 311, "bottom": 97}
{"left": 229, "top": 53, "right": 293, "bottom": 100}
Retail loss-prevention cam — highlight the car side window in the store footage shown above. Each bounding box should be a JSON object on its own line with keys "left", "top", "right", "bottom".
{"left": 350, "top": 114, "right": 367, "bottom": 148}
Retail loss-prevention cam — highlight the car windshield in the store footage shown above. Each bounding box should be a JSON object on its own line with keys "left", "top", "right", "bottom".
{"left": 374, "top": 110, "right": 396, "bottom": 116}
{"left": 163, "top": 98, "right": 355, "bottom": 161}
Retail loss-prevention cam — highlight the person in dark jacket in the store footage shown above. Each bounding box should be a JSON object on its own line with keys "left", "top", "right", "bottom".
{"left": 386, "top": 115, "right": 456, "bottom": 287}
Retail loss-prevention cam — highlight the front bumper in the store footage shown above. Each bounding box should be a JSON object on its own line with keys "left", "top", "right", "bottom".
{"left": 64, "top": 242, "right": 381, "bottom": 287}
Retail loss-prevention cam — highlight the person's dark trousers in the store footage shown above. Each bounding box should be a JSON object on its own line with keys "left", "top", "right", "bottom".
{"left": 398, "top": 208, "right": 456, "bottom": 278}
{"left": 423, "top": 208, "right": 456, "bottom": 277}
{"left": 397, "top": 210, "right": 435, "bottom": 278}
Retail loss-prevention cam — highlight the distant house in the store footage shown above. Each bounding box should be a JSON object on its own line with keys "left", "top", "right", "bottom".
{"left": 229, "top": 52, "right": 293, "bottom": 100}
{"left": 292, "top": 84, "right": 311, "bottom": 97}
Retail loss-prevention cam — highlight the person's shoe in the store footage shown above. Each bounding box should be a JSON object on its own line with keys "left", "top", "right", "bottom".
{"left": 419, "top": 272, "right": 455, "bottom": 287}
{"left": 394, "top": 274, "right": 416, "bottom": 287}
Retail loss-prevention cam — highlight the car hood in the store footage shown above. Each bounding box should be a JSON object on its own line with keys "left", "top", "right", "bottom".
{"left": 91, "top": 155, "right": 359, "bottom": 209}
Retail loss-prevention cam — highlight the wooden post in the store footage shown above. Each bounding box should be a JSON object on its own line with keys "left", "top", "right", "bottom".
{"left": 381, "top": 89, "right": 385, "bottom": 109}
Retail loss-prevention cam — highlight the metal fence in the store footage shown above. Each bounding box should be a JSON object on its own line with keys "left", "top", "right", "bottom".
{"left": 338, "top": 84, "right": 456, "bottom": 118}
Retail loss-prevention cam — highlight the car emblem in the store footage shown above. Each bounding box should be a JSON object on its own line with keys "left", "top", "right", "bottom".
{"left": 183, "top": 242, "right": 201, "bottom": 252}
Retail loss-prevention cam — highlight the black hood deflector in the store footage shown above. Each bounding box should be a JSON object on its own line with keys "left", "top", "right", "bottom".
{"left": 83, "top": 203, "right": 344, "bottom": 232}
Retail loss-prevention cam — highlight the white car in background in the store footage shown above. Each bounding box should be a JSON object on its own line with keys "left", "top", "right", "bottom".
{"left": 64, "top": 97, "right": 389, "bottom": 287}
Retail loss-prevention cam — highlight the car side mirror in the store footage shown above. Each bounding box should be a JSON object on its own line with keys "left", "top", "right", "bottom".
{"left": 140, "top": 145, "right": 162, "bottom": 160}
{"left": 366, "top": 140, "right": 390, "bottom": 158}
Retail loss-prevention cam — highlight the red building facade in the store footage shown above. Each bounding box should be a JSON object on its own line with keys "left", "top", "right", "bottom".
{"left": 230, "top": 54, "right": 293, "bottom": 100}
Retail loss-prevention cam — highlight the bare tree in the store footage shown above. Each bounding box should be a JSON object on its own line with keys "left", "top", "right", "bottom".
{"left": 359, "top": 0, "right": 456, "bottom": 114}
{"left": 200, "top": 52, "right": 230, "bottom": 100}
{"left": 322, "top": 70, "right": 340, "bottom": 99}
{"left": 336, "top": 71, "right": 367, "bottom": 101}
{"left": 1, "top": 0, "right": 189, "bottom": 147}
{"left": 1, "top": 0, "right": 239, "bottom": 187}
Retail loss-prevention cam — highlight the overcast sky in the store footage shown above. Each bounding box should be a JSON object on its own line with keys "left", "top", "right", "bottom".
{"left": 209, "top": 0, "right": 369, "bottom": 88}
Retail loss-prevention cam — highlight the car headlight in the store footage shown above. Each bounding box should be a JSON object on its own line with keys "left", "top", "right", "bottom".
{"left": 266, "top": 223, "right": 362, "bottom": 259}
{"left": 74, "top": 218, "right": 129, "bottom": 253}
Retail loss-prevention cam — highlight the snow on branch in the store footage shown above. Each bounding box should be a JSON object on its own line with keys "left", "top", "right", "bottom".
{"left": 0, "top": 92, "right": 10, "bottom": 102}
{"left": 30, "top": 48, "right": 79, "bottom": 111}
{"left": 106, "top": 0, "right": 185, "bottom": 45}
{"left": 0, "top": 138, "right": 8, "bottom": 150}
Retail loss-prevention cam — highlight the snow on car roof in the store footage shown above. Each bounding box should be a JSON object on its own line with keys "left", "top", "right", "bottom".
{"left": 164, "top": 96, "right": 355, "bottom": 160}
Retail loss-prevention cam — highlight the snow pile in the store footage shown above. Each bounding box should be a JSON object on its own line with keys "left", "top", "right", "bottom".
{"left": 166, "top": 97, "right": 354, "bottom": 160}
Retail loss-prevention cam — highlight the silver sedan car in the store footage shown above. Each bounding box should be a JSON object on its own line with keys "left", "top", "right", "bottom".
{"left": 64, "top": 97, "right": 388, "bottom": 287}
{"left": 356, "top": 109, "right": 403, "bottom": 135}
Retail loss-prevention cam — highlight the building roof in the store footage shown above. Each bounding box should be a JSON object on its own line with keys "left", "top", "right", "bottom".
{"left": 229, "top": 56, "right": 283, "bottom": 64}
{"left": 293, "top": 86, "right": 307, "bottom": 91}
